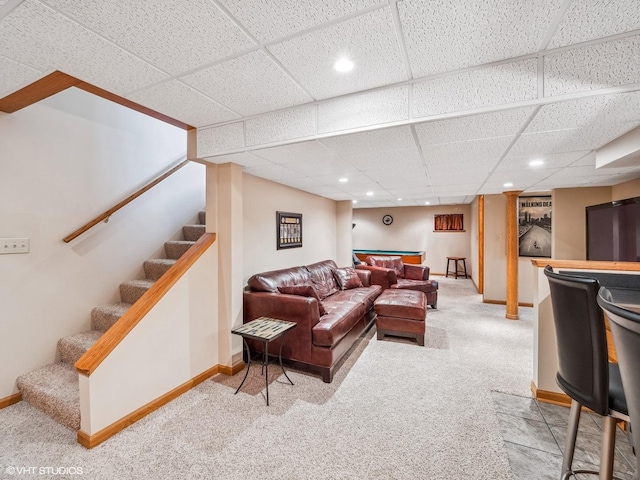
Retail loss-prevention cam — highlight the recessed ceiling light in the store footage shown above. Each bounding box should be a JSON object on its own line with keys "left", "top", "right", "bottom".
{"left": 334, "top": 58, "right": 354, "bottom": 73}
{"left": 503, "top": 182, "right": 514, "bottom": 187}
{"left": 366, "top": 191, "right": 373, "bottom": 196}
{"left": 425, "top": 201, "right": 430, "bottom": 205}
{"left": 397, "top": 198, "right": 402, "bottom": 201}
{"left": 529, "top": 159, "right": 544, "bottom": 167}
{"left": 339, "top": 177, "right": 348, "bottom": 183}
{"left": 352, "top": 200, "right": 357, "bottom": 204}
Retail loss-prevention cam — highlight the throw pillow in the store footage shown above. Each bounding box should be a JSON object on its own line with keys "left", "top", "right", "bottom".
{"left": 278, "top": 284, "right": 327, "bottom": 316}
{"left": 333, "top": 267, "right": 364, "bottom": 290}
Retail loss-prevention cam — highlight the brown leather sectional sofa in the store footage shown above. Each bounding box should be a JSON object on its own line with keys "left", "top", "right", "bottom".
{"left": 356, "top": 255, "right": 438, "bottom": 308}
{"left": 243, "top": 260, "right": 382, "bottom": 383}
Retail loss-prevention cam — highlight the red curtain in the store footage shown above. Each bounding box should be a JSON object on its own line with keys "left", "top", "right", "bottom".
{"left": 434, "top": 214, "right": 463, "bottom": 231}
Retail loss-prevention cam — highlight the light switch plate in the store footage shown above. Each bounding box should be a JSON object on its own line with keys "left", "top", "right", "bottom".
{"left": 0, "top": 238, "right": 30, "bottom": 254}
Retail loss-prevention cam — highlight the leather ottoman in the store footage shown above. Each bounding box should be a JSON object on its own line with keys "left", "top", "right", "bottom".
{"left": 374, "top": 289, "right": 426, "bottom": 346}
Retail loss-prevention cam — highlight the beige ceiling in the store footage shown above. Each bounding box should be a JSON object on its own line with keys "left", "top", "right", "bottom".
{"left": 1, "top": 0, "right": 640, "bottom": 207}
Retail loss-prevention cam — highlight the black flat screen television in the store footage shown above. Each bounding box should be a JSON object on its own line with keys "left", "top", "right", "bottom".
{"left": 586, "top": 196, "right": 640, "bottom": 262}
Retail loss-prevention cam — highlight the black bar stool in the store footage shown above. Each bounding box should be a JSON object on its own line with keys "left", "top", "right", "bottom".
{"left": 598, "top": 288, "right": 640, "bottom": 479}
{"left": 544, "top": 266, "right": 629, "bottom": 480}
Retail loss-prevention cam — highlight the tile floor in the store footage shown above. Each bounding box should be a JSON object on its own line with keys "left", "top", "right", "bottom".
{"left": 492, "top": 391, "right": 637, "bottom": 479}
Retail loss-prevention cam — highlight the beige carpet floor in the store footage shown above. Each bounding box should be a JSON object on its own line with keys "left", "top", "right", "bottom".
{"left": 0, "top": 277, "right": 534, "bottom": 479}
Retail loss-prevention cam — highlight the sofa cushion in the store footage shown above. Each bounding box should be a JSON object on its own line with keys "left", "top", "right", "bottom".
{"left": 248, "top": 266, "right": 310, "bottom": 293}
{"left": 333, "top": 267, "right": 364, "bottom": 290}
{"left": 328, "top": 286, "right": 382, "bottom": 312}
{"left": 367, "top": 256, "right": 405, "bottom": 278}
{"left": 278, "top": 284, "right": 327, "bottom": 316}
{"left": 312, "top": 301, "right": 365, "bottom": 347}
{"left": 306, "top": 260, "right": 340, "bottom": 299}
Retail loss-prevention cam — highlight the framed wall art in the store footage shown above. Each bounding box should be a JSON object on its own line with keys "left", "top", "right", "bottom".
{"left": 518, "top": 196, "right": 552, "bottom": 258}
{"left": 277, "top": 211, "right": 302, "bottom": 250}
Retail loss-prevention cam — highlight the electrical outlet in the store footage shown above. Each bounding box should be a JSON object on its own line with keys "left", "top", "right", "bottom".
{"left": 0, "top": 238, "right": 29, "bottom": 254}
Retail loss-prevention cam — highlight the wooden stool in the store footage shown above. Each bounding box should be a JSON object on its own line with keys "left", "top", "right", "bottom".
{"left": 446, "top": 257, "right": 468, "bottom": 279}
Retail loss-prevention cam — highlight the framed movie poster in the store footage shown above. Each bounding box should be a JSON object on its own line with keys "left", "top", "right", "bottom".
{"left": 518, "top": 196, "right": 552, "bottom": 258}
{"left": 277, "top": 211, "right": 302, "bottom": 250}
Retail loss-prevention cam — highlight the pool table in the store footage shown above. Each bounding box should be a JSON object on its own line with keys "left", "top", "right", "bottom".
{"left": 353, "top": 249, "right": 425, "bottom": 265}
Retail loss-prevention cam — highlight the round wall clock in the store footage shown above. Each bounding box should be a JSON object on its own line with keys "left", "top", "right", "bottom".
{"left": 382, "top": 214, "right": 393, "bottom": 225}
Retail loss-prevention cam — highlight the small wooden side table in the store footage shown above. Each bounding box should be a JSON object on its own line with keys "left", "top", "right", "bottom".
{"left": 231, "top": 317, "right": 296, "bottom": 406}
{"left": 446, "top": 257, "right": 468, "bottom": 279}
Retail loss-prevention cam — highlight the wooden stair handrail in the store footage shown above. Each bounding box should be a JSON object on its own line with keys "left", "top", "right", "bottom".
{"left": 64, "top": 159, "right": 191, "bottom": 243}
{"left": 75, "top": 233, "right": 216, "bottom": 375}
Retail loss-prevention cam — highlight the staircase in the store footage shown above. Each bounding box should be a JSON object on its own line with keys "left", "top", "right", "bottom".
{"left": 16, "top": 211, "right": 206, "bottom": 431}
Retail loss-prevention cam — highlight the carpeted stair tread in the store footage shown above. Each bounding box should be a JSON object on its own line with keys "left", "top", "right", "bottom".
{"left": 16, "top": 363, "right": 80, "bottom": 431}
{"left": 182, "top": 224, "right": 206, "bottom": 241}
{"left": 92, "top": 302, "right": 132, "bottom": 331}
{"left": 198, "top": 210, "right": 206, "bottom": 225}
{"left": 144, "top": 258, "right": 176, "bottom": 280}
{"left": 58, "top": 331, "right": 104, "bottom": 365}
{"left": 120, "top": 279, "right": 155, "bottom": 304}
{"left": 165, "top": 240, "right": 195, "bottom": 259}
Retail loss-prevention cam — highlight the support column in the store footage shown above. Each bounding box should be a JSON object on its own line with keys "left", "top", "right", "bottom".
{"left": 503, "top": 190, "right": 523, "bottom": 320}
{"left": 335, "top": 201, "right": 353, "bottom": 267}
{"left": 212, "top": 163, "right": 243, "bottom": 368}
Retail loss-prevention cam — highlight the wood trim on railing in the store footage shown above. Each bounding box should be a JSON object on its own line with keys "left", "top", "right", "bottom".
{"left": 0, "top": 71, "right": 194, "bottom": 131}
{"left": 63, "top": 159, "right": 191, "bottom": 243}
{"left": 75, "top": 233, "right": 216, "bottom": 376}
{"left": 531, "top": 259, "right": 640, "bottom": 272}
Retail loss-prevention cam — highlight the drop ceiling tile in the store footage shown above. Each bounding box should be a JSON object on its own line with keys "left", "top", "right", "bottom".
{"left": 318, "top": 85, "right": 408, "bottom": 134}
{"left": 42, "top": 0, "right": 254, "bottom": 75}
{"left": 304, "top": 185, "right": 344, "bottom": 196}
{"left": 0, "top": 1, "right": 169, "bottom": 94}
{"left": 284, "top": 159, "right": 359, "bottom": 176}
{"left": 544, "top": 35, "right": 640, "bottom": 97}
{"left": 387, "top": 187, "right": 434, "bottom": 197}
{"left": 243, "top": 164, "right": 304, "bottom": 180}
{"left": 484, "top": 169, "right": 560, "bottom": 186}
{"left": 422, "top": 136, "right": 514, "bottom": 165}
{"left": 589, "top": 172, "right": 640, "bottom": 186}
{"left": 510, "top": 121, "right": 640, "bottom": 156}
{"left": 197, "top": 122, "right": 245, "bottom": 156}
{"left": 0, "top": 55, "right": 43, "bottom": 97}
{"left": 429, "top": 173, "right": 484, "bottom": 185}
{"left": 438, "top": 195, "right": 468, "bottom": 205}
{"left": 181, "top": 50, "right": 312, "bottom": 116}
{"left": 246, "top": 106, "right": 316, "bottom": 147}
{"left": 398, "top": 0, "right": 562, "bottom": 77}
{"left": 203, "top": 152, "right": 273, "bottom": 168}
{"left": 527, "top": 91, "right": 640, "bottom": 133}
{"left": 251, "top": 140, "right": 335, "bottom": 164}
{"left": 268, "top": 7, "right": 407, "bottom": 100}
{"left": 413, "top": 108, "right": 533, "bottom": 145}
{"left": 0, "top": 1, "right": 9, "bottom": 7}
{"left": 413, "top": 59, "right": 539, "bottom": 118}
{"left": 314, "top": 171, "right": 373, "bottom": 186}
{"left": 319, "top": 125, "right": 415, "bottom": 156}
{"left": 547, "top": 0, "right": 640, "bottom": 49}
{"left": 431, "top": 186, "right": 480, "bottom": 196}
{"left": 127, "top": 80, "right": 240, "bottom": 128}
{"left": 341, "top": 148, "right": 423, "bottom": 172}
{"left": 496, "top": 151, "right": 588, "bottom": 171}
{"left": 220, "top": 0, "right": 379, "bottom": 43}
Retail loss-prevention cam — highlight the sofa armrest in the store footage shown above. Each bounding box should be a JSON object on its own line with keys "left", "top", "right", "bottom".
{"left": 356, "top": 264, "right": 397, "bottom": 289}
{"left": 355, "top": 268, "right": 371, "bottom": 287}
{"left": 243, "top": 291, "right": 320, "bottom": 364}
{"left": 243, "top": 291, "right": 320, "bottom": 327}
{"left": 404, "top": 264, "right": 430, "bottom": 280}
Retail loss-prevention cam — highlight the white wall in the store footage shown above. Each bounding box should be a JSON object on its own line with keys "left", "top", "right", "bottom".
{"left": 80, "top": 245, "right": 217, "bottom": 435}
{"left": 0, "top": 88, "right": 205, "bottom": 399}
{"left": 242, "top": 174, "right": 341, "bottom": 283}
{"left": 352, "top": 204, "right": 471, "bottom": 274}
